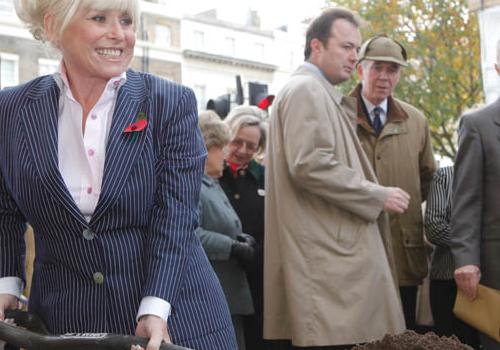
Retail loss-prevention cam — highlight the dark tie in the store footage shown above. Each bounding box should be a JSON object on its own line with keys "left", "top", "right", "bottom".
{"left": 372, "top": 106, "right": 383, "bottom": 135}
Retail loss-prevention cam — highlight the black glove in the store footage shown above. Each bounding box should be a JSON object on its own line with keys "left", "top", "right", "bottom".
{"left": 236, "top": 233, "right": 256, "bottom": 248}
{"left": 231, "top": 240, "right": 255, "bottom": 269}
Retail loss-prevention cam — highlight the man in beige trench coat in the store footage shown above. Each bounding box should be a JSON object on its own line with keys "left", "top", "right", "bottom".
{"left": 264, "top": 8, "right": 408, "bottom": 349}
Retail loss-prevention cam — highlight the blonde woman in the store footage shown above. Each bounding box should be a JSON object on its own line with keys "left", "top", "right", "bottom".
{"left": 0, "top": 1, "right": 236, "bottom": 349}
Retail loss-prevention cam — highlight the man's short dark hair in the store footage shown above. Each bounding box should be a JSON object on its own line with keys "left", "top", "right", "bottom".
{"left": 304, "top": 8, "right": 361, "bottom": 60}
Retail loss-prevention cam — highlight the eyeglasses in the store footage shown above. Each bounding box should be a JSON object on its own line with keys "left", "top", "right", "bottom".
{"left": 229, "top": 138, "right": 259, "bottom": 153}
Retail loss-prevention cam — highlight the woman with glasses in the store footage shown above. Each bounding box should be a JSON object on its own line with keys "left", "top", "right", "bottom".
{"left": 220, "top": 106, "right": 267, "bottom": 350}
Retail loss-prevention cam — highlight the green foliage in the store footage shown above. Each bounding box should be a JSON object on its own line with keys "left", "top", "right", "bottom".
{"left": 332, "top": 0, "right": 483, "bottom": 159}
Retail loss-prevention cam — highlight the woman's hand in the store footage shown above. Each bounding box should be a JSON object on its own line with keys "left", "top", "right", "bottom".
{"left": 132, "top": 314, "right": 171, "bottom": 350}
{"left": 0, "top": 294, "right": 18, "bottom": 321}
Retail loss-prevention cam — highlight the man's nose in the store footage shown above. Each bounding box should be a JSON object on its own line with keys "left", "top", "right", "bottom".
{"left": 350, "top": 49, "right": 358, "bottom": 63}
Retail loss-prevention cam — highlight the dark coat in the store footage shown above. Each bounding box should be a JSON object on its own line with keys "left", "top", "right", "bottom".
{"left": 219, "top": 159, "right": 266, "bottom": 348}
{"left": 220, "top": 160, "right": 265, "bottom": 302}
{"left": 451, "top": 98, "right": 500, "bottom": 290}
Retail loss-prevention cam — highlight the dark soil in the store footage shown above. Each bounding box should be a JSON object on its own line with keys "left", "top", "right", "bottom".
{"left": 351, "top": 330, "right": 474, "bottom": 350}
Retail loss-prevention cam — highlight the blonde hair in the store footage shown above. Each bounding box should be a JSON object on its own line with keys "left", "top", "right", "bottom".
{"left": 224, "top": 105, "right": 267, "bottom": 153}
{"left": 15, "top": 0, "right": 139, "bottom": 42}
{"left": 199, "top": 110, "right": 230, "bottom": 150}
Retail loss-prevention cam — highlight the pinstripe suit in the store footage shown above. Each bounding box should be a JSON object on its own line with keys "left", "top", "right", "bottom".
{"left": 0, "top": 70, "right": 237, "bottom": 350}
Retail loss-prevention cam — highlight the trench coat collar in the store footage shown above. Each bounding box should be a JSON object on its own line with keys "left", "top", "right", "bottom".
{"left": 294, "top": 63, "right": 344, "bottom": 106}
{"left": 294, "top": 63, "right": 358, "bottom": 126}
{"left": 350, "top": 83, "right": 409, "bottom": 135}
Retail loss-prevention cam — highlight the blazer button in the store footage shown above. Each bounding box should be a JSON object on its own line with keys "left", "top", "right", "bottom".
{"left": 234, "top": 194, "right": 240, "bottom": 200}
{"left": 93, "top": 272, "right": 104, "bottom": 285}
{"left": 83, "top": 229, "right": 96, "bottom": 240}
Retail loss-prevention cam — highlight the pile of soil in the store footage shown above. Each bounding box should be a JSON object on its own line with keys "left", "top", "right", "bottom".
{"left": 351, "top": 331, "right": 474, "bottom": 350}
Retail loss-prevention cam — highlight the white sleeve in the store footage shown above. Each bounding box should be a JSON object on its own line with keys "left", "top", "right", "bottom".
{"left": 0, "top": 277, "right": 23, "bottom": 297}
{"left": 136, "top": 296, "right": 171, "bottom": 322}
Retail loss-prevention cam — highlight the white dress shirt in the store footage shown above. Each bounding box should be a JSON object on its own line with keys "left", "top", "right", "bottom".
{"left": 361, "top": 95, "right": 388, "bottom": 126}
{"left": 0, "top": 64, "right": 170, "bottom": 323}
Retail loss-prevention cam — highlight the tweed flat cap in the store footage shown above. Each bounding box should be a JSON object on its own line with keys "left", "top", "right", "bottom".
{"left": 358, "top": 35, "right": 408, "bottom": 67}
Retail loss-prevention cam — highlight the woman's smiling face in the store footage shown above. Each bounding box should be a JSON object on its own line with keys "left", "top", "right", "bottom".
{"left": 58, "top": 7, "right": 136, "bottom": 82}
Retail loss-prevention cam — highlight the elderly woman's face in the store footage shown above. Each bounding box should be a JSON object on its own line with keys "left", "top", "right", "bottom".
{"left": 226, "top": 125, "right": 261, "bottom": 166}
{"left": 59, "top": 8, "right": 135, "bottom": 82}
{"left": 205, "top": 146, "right": 226, "bottom": 178}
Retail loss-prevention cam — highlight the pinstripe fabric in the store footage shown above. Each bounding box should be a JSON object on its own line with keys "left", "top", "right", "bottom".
{"left": 0, "top": 70, "right": 237, "bottom": 350}
{"left": 424, "top": 166, "right": 455, "bottom": 280}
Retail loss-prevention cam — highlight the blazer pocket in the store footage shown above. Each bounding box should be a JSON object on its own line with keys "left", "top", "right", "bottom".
{"left": 402, "top": 227, "right": 428, "bottom": 279}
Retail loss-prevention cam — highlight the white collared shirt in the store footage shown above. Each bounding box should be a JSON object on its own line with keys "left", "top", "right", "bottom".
{"left": 55, "top": 64, "right": 126, "bottom": 222}
{"left": 361, "top": 95, "right": 388, "bottom": 126}
{"left": 0, "top": 65, "right": 170, "bottom": 323}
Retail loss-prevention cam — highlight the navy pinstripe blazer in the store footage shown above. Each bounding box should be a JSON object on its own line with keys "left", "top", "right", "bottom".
{"left": 0, "top": 70, "right": 237, "bottom": 350}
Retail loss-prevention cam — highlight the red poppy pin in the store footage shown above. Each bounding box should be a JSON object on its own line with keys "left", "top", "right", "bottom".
{"left": 258, "top": 95, "right": 275, "bottom": 111}
{"left": 124, "top": 112, "right": 148, "bottom": 141}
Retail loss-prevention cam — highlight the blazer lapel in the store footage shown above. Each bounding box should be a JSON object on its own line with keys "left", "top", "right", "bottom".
{"left": 20, "top": 77, "right": 87, "bottom": 225}
{"left": 90, "top": 70, "right": 150, "bottom": 224}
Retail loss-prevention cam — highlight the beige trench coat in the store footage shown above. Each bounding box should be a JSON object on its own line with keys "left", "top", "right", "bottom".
{"left": 350, "top": 84, "right": 436, "bottom": 286}
{"left": 264, "top": 64, "right": 406, "bottom": 347}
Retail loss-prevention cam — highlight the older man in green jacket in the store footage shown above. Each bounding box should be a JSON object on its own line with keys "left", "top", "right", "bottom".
{"left": 350, "top": 35, "right": 436, "bottom": 330}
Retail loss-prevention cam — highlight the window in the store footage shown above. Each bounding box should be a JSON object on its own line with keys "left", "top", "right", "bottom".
{"left": 225, "top": 37, "right": 235, "bottom": 56}
{"left": 254, "top": 43, "right": 265, "bottom": 60}
{"left": 0, "top": 53, "right": 19, "bottom": 88}
{"left": 194, "top": 31, "right": 205, "bottom": 50}
{"left": 155, "top": 24, "right": 172, "bottom": 47}
{"left": 38, "top": 58, "right": 59, "bottom": 76}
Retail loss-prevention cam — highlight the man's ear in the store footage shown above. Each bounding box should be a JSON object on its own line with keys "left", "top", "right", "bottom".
{"left": 495, "top": 63, "right": 500, "bottom": 76}
{"left": 43, "top": 13, "right": 58, "bottom": 45}
{"left": 356, "top": 63, "right": 363, "bottom": 78}
{"left": 310, "top": 38, "right": 323, "bottom": 56}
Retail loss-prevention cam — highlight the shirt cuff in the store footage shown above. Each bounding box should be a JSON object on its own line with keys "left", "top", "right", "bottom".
{"left": 136, "top": 296, "right": 171, "bottom": 322}
{"left": 0, "top": 277, "right": 23, "bottom": 298}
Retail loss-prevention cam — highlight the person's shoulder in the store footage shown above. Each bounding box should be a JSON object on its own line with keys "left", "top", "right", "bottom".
{"left": 0, "top": 75, "right": 54, "bottom": 98}
{"left": 0, "top": 75, "right": 56, "bottom": 110}
{"left": 394, "top": 98, "right": 426, "bottom": 121}
{"left": 248, "top": 159, "right": 265, "bottom": 181}
{"left": 461, "top": 99, "right": 500, "bottom": 126}
{"left": 130, "top": 70, "right": 194, "bottom": 99}
{"left": 278, "top": 72, "right": 324, "bottom": 104}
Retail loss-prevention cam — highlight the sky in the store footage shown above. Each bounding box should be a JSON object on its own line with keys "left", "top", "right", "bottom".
{"left": 178, "top": 0, "right": 329, "bottom": 29}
